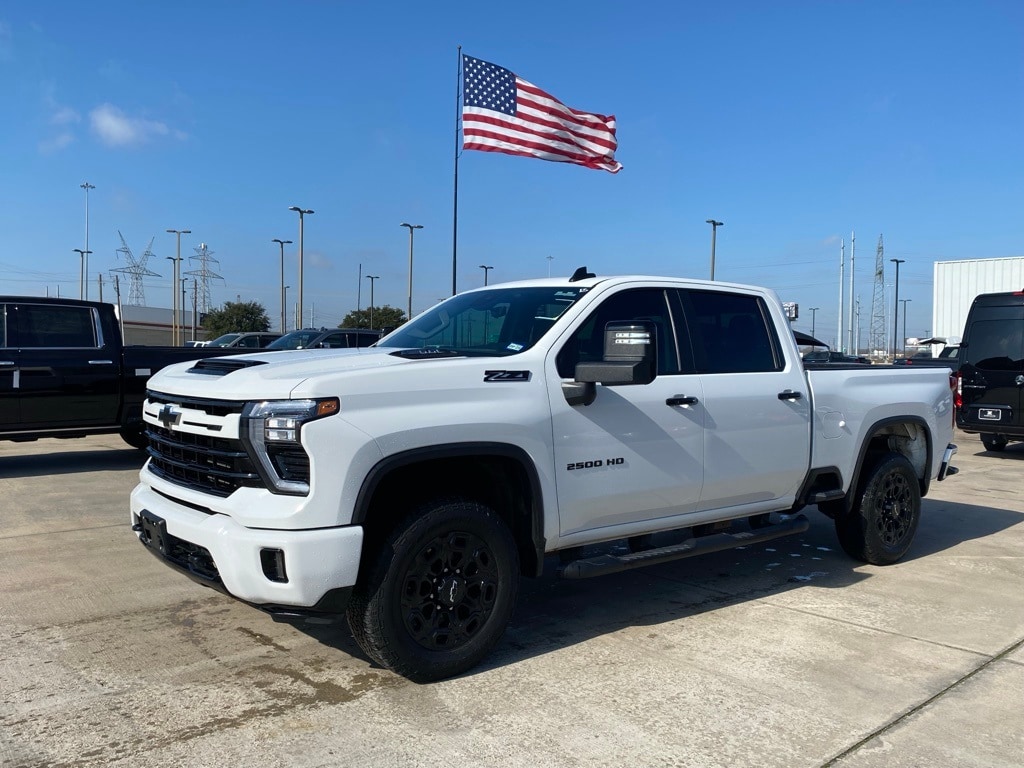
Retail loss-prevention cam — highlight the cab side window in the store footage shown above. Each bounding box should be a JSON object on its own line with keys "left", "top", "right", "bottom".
{"left": 13, "top": 304, "right": 97, "bottom": 348}
{"left": 556, "top": 288, "right": 680, "bottom": 378}
{"left": 681, "top": 290, "right": 781, "bottom": 374}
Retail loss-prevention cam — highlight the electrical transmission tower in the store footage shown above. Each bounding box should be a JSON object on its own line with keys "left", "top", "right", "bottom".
{"left": 184, "top": 242, "right": 224, "bottom": 315}
{"left": 869, "top": 234, "right": 887, "bottom": 356}
{"left": 111, "top": 231, "right": 160, "bottom": 306}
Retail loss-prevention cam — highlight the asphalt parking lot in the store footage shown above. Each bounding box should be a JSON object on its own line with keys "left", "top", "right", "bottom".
{"left": 1, "top": 431, "right": 1022, "bottom": 768}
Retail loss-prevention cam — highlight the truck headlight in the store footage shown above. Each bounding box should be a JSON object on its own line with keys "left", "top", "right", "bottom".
{"left": 241, "top": 398, "right": 339, "bottom": 495}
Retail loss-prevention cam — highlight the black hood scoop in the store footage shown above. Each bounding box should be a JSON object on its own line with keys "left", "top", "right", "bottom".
{"left": 188, "top": 357, "right": 269, "bottom": 376}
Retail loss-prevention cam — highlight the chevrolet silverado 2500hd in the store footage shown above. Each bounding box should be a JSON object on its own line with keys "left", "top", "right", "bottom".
{"left": 131, "top": 272, "right": 958, "bottom": 681}
{"left": 0, "top": 296, "right": 246, "bottom": 448}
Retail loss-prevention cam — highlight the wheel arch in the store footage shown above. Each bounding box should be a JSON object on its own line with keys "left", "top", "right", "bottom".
{"left": 827, "top": 416, "right": 934, "bottom": 517}
{"left": 353, "top": 442, "right": 546, "bottom": 577}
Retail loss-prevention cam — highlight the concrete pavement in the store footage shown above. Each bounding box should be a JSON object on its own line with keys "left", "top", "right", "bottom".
{"left": 1, "top": 430, "right": 1021, "bottom": 767}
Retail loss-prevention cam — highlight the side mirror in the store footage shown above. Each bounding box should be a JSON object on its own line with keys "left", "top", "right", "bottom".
{"left": 575, "top": 321, "right": 657, "bottom": 387}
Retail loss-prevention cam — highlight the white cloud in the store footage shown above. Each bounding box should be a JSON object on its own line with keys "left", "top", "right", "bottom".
{"left": 50, "top": 106, "right": 80, "bottom": 125}
{"left": 89, "top": 103, "right": 183, "bottom": 147}
{"left": 38, "top": 131, "right": 75, "bottom": 154}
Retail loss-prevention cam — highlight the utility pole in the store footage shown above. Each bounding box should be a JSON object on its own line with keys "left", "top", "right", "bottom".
{"left": 706, "top": 219, "right": 723, "bottom": 280}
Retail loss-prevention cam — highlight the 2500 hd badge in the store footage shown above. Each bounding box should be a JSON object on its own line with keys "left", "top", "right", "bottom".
{"left": 567, "top": 457, "right": 625, "bottom": 470}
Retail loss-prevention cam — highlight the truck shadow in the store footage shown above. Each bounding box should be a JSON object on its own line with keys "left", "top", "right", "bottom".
{"left": 302, "top": 498, "right": 1022, "bottom": 679}
{"left": 0, "top": 446, "right": 146, "bottom": 477}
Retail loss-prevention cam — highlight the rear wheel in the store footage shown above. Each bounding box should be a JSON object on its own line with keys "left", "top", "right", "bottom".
{"left": 981, "top": 434, "right": 1008, "bottom": 452}
{"left": 347, "top": 500, "right": 519, "bottom": 683}
{"left": 835, "top": 452, "right": 920, "bottom": 565}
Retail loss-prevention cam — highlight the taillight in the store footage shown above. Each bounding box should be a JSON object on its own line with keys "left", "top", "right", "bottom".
{"left": 952, "top": 372, "right": 962, "bottom": 412}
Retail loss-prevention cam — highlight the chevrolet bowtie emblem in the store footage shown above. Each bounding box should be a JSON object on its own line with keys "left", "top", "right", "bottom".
{"left": 158, "top": 404, "right": 182, "bottom": 429}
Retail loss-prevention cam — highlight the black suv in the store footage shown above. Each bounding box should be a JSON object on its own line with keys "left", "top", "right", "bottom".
{"left": 955, "top": 291, "right": 1024, "bottom": 451}
{"left": 265, "top": 327, "right": 382, "bottom": 351}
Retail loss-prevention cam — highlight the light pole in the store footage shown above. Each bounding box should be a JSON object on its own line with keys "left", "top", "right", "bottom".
{"left": 81, "top": 182, "right": 95, "bottom": 299}
{"left": 365, "top": 275, "right": 380, "bottom": 329}
{"left": 809, "top": 307, "right": 820, "bottom": 340}
{"left": 546, "top": 255, "right": 554, "bottom": 277}
{"left": 479, "top": 265, "right": 493, "bottom": 285}
{"left": 289, "top": 206, "right": 314, "bottom": 333}
{"left": 73, "top": 249, "right": 92, "bottom": 299}
{"left": 166, "top": 229, "right": 190, "bottom": 345}
{"left": 272, "top": 238, "right": 292, "bottom": 334}
{"left": 164, "top": 256, "right": 180, "bottom": 344}
{"left": 706, "top": 219, "right": 723, "bottom": 280}
{"left": 400, "top": 222, "right": 423, "bottom": 321}
{"left": 900, "top": 298, "right": 912, "bottom": 357}
{"left": 890, "top": 258, "right": 905, "bottom": 359}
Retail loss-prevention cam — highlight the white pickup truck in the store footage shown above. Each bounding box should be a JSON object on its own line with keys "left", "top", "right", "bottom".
{"left": 131, "top": 271, "right": 958, "bottom": 682}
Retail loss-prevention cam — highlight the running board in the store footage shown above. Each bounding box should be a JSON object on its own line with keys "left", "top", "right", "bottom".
{"left": 558, "top": 514, "right": 810, "bottom": 580}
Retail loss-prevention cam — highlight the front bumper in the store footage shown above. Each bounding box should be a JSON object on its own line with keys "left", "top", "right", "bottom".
{"left": 130, "top": 483, "right": 363, "bottom": 619}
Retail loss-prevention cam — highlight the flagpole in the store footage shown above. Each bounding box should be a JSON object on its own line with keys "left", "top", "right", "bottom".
{"left": 452, "top": 44, "right": 462, "bottom": 296}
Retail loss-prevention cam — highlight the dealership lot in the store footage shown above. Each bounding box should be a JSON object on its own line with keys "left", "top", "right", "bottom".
{"left": 1, "top": 432, "right": 1022, "bottom": 768}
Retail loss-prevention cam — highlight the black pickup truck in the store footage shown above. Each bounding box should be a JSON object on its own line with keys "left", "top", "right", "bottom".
{"left": 1, "top": 296, "right": 243, "bottom": 448}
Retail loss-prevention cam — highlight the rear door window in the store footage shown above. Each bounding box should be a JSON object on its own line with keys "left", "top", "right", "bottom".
{"left": 964, "top": 321, "right": 1023, "bottom": 371}
{"left": 680, "top": 290, "right": 782, "bottom": 374}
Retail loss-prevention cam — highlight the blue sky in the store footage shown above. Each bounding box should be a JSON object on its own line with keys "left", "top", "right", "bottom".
{"left": 1, "top": 0, "right": 1021, "bottom": 346}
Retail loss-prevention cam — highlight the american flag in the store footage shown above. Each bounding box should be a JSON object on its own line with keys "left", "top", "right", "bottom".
{"left": 461, "top": 54, "right": 622, "bottom": 174}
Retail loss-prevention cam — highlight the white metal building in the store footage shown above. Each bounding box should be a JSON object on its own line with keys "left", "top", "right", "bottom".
{"left": 933, "top": 257, "right": 1024, "bottom": 344}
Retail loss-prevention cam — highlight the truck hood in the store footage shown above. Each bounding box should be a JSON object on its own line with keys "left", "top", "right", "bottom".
{"left": 146, "top": 347, "right": 422, "bottom": 401}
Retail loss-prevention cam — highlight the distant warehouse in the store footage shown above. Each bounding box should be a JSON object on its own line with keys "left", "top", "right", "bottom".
{"left": 933, "top": 256, "right": 1024, "bottom": 343}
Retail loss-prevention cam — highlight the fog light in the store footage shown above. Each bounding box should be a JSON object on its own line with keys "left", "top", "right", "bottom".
{"left": 260, "top": 548, "right": 288, "bottom": 583}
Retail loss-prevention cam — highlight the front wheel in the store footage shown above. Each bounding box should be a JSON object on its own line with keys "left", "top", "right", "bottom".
{"left": 835, "top": 452, "right": 921, "bottom": 565}
{"left": 981, "top": 434, "right": 1008, "bottom": 452}
{"left": 347, "top": 500, "right": 519, "bottom": 683}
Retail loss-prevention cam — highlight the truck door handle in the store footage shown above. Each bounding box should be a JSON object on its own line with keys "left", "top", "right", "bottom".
{"left": 778, "top": 390, "right": 803, "bottom": 401}
{"left": 88, "top": 360, "right": 114, "bottom": 365}
{"left": 666, "top": 395, "right": 699, "bottom": 406}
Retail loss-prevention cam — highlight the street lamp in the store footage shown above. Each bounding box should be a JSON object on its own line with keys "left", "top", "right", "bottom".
{"left": 73, "top": 249, "right": 92, "bottom": 300}
{"left": 166, "top": 229, "right": 190, "bottom": 346}
{"left": 365, "top": 275, "right": 380, "bottom": 329}
{"left": 272, "top": 238, "right": 292, "bottom": 334}
{"left": 900, "top": 298, "right": 912, "bottom": 357}
{"left": 706, "top": 219, "right": 723, "bottom": 280}
{"left": 809, "top": 306, "right": 820, "bottom": 339}
{"left": 400, "top": 222, "right": 423, "bottom": 321}
{"left": 890, "top": 258, "right": 906, "bottom": 359}
{"left": 81, "top": 182, "right": 95, "bottom": 299}
{"left": 289, "top": 206, "right": 314, "bottom": 333}
{"left": 479, "top": 265, "right": 493, "bottom": 285}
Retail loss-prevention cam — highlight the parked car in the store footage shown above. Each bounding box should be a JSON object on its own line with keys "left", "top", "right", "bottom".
{"left": 955, "top": 292, "right": 1024, "bottom": 451}
{"left": 133, "top": 272, "right": 957, "bottom": 682}
{"left": 205, "top": 332, "right": 281, "bottom": 349}
{"left": 802, "top": 350, "right": 872, "bottom": 365}
{"left": 895, "top": 345, "right": 960, "bottom": 370}
{"left": 264, "top": 327, "right": 382, "bottom": 350}
{"left": 0, "top": 296, "right": 250, "bottom": 448}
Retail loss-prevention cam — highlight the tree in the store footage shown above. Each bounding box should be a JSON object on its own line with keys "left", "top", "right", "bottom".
{"left": 202, "top": 300, "right": 271, "bottom": 338}
{"left": 340, "top": 305, "right": 407, "bottom": 330}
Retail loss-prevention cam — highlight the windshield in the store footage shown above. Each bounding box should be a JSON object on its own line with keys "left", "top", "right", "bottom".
{"left": 377, "top": 286, "right": 588, "bottom": 356}
{"left": 208, "top": 333, "right": 241, "bottom": 347}
{"left": 266, "top": 330, "right": 324, "bottom": 350}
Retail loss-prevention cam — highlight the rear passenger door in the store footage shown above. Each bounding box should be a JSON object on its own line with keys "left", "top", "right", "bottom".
{"left": 11, "top": 302, "right": 121, "bottom": 428}
{"left": 678, "top": 288, "right": 811, "bottom": 513}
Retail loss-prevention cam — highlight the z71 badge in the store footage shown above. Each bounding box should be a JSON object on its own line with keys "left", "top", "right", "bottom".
{"left": 483, "top": 370, "right": 531, "bottom": 382}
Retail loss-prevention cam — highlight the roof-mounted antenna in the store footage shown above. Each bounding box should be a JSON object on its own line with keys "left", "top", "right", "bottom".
{"left": 569, "top": 266, "right": 595, "bottom": 282}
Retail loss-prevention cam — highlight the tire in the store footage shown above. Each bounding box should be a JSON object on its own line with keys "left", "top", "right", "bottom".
{"left": 119, "top": 425, "right": 149, "bottom": 450}
{"left": 981, "top": 434, "right": 1008, "bottom": 452}
{"left": 835, "top": 452, "right": 921, "bottom": 565}
{"left": 347, "top": 500, "right": 519, "bottom": 683}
